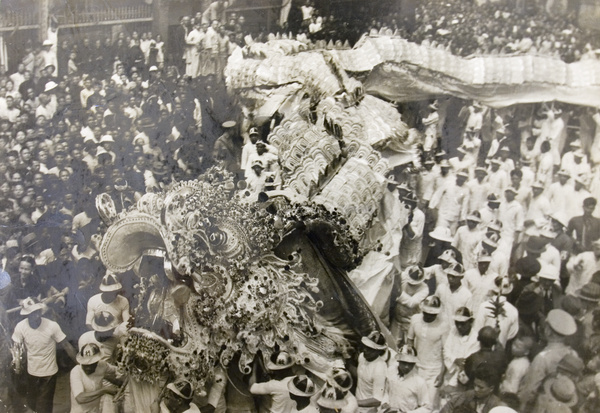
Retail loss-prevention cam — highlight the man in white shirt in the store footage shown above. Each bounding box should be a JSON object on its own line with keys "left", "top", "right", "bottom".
{"left": 386, "top": 344, "right": 432, "bottom": 413}
{"left": 356, "top": 331, "right": 388, "bottom": 411}
{"left": 439, "top": 307, "right": 480, "bottom": 397}
{"left": 158, "top": 379, "right": 202, "bottom": 413}
{"left": 408, "top": 296, "right": 450, "bottom": 403}
{"left": 429, "top": 170, "right": 470, "bottom": 235}
{"left": 70, "top": 343, "right": 121, "bottom": 413}
{"left": 435, "top": 262, "right": 473, "bottom": 322}
{"left": 498, "top": 187, "right": 524, "bottom": 245}
{"left": 547, "top": 169, "right": 575, "bottom": 213}
{"left": 526, "top": 181, "right": 551, "bottom": 223}
{"left": 250, "top": 351, "right": 297, "bottom": 413}
{"left": 467, "top": 167, "right": 489, "bottom": 212}
{"left": 12, "top": 298, "right": 77, "bottom": 413}
{"left": 85, "top": 273, "right": 130, "bottom": 331}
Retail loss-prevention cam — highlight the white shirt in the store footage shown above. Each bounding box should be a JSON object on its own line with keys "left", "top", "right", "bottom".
{"left": 472, "top": 297, "right": 519, "bottom": 346}
{"left": 467, "top": 179, "right": 490, "bottom": 212}
{"left": 356, "top": 353, "right": 387, "bottom": 402}
{"left": 408, "top": 314, "right": 450, "bottom": 371}
{"left": 12, "top": 317, "right": 66, "bottom": 377}
{"left": 566, "top": 251, "right": 600, "bottom": 295}
{"left": 250, "top": 376, "right": 295, "bottom": 413}
{"left": 70, "top": 361, "right": 116, "bottom": 413}
{"left": 86, "top": 294, "right": 130, "bottom": 326}
{"left": 442, "top": 328, "right": 480, "bottom": 387}
{"left": 499, "top": 356, "right": 530, "bottom": 394}
{"left": 386, "top": 365, "right": 432, "bottom": 413}
{"left": 526, "top": 194, "right": 551, "bottom": 222}
{"left": 453, "top": 226, "right": 484, "bottom": 270}
{"left": 498, "top": 199, "right": 524, "bottom": 241}
{"left": 436, "top": 283, "right": 473, "bottom": 322}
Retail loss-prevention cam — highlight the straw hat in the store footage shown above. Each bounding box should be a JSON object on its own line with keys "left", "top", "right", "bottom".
{"left": 76, "top": 343, "right": 103, "bottom": 365}
{"left": 317, "top": 386, "right": 347, "bottom": 410}
{"left": 429, "top": 227, "right": 453, "bottom": 243}
{"left": 329, "top": 368, "right": 353, "bottom": 392}
{"left": 438, "top": 249, "right": 458, "bottom": 263}
{"left": 396, "top": 344, "right": 418, "bottom": 363}
{"left": 361, "top": 331, "right": 387, "bottom": 351}
{"left": 446, "top": 262, "right": 465, "bottom": 277}
{"left": 404, "top": 265, "right": 425, "bottom": 285}
{"left": 265, "top": 351, "right": 294, "bottom": 371}
{"left": 99, "top": 273, "right": 122, "bottom": 292}
{"left": 20, "top": 297, "right": 46, "bottom": 315}
{"left": 166, "top": 380, "right": 194, "bottom": 400}
{"left": 543, "top": 376, "right": 578, "bottom": 407}
{"left": 421, "top": 295, "right": 442, "bottom": 314}
{"left": 288, "top": 375, "right": 317, "bottom": 397}
{"left": 44, "top": 81, "right": 58, "bottom": 92}
{"left": 453, "top": 306, "right": 473, "bottom": 322}
{"left": 578, "top": 283, "right": 600, "bottom": 303}
{"left": 491, "top": 276, "right": 513, "bottom": 295}
{"left": 91, "top": 310, "right": 119, "bottom": 332}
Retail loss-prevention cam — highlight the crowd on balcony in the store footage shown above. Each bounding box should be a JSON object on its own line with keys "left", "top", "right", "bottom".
{"left": 0, "top": 0, "right": 598, "bottom": 412}
{"left": 286, "top": 0, "right": 600, "bottom": 62}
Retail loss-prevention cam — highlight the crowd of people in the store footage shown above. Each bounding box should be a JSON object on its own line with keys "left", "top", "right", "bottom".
{"left": 287, "top": 0, "right": 600, "bottom": 62}
{"left": 0, "top": 0, "right": 598, "bottom": 413}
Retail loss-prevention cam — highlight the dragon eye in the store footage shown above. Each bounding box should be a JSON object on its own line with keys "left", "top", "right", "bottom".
{"left": 208, "top": 229, "right": 228, "bottom": 247}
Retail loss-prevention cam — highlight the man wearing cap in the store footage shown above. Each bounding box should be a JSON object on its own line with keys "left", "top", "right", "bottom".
{"left": 452, "top": 211, "right": 483, "bottom": 270}
{"left": 79, "top": 311, "right": 121, "bottom": 363}
{"left": 391, "top": 265, "right": 429, "bottom": 340}
{"left": 241, "top": 127, "right": 260, "bottom": 173}
{"left": 250, "top": 351, "right": 297, "bottom": 413}
{"left": 567, "top": 197, "right": 600, "bottom": 253}
{"left": 288, "top": 374, "right": 319, "bottom": 413}
{"left": 435, "top": 262, "right": 472, "bottom": 322}
{"left": 568, "top": 174, "right": 592, "bottom": 220}
{"left": 158, "top": 379, "right": 201, "bottom": 413}
{"left": 429, "top": 168, "right": 469, "bottom": 235}
{"left": 439, "top": 307, "right": 479, "bottom": 395}
{"left": 479, "top": 193, "right": 501, "bottom": 230}
{"left": 408, "top": 296, "right": 450, "bottom": 402}
{"left": 565, "top": 239, "right": 600, "bottom": 296}
{"left": 424, "top": 247, "right": 458, "bottom": 293}
{"left": 518, "top": 309, "right": 578, "bottom": 410}
{"left": 356, "top": 331, "right": 388, "bottom": 411}
{"left": 525, "top": 181, "right": 551, "bottom": 223}
{"left": 70, "top": 343, "right": 121, "bottom": 413}
{"left": 85, "top": 273, "right": 130, "bottom": 331}
{"left": 508, "top": 169, "right": 530, "bottom": 210}
{"left": 548, "top": 169, "right": 575, "bottom": 214}
{"left": 467, "top": 167, "right": 490, "bottom": 212}
{"left": 498, "top": 186, "right": 524, "bottom": 245}
{"left": 487, "top": 158, "right": 509, "bottom": 195}
{"left": 385, "top": 344, "right": 432, "bottom": 413}
{"left": 464, "top": 253, "right": 497, "bottom": 310}
{"left": 521, "top": 265, "right": 564, "bottom": 315}
{"left": 400, "top": 192, "right": 425, "bottom": 267}
{"left": 12, "top": 297, "right": 77, "bottom": 413}
{"left": 316, "top": 385, "right": 349, "bottom": 413}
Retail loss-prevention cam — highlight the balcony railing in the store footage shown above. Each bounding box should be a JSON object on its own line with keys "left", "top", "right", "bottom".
{"left": 0, "top": 10, "right": 39, "bottom": 30}
{"left": 55, "top": 5, "right": 153, "bottom": 27}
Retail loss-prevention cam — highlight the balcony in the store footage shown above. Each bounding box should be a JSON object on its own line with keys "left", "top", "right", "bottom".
{"left": 0, "top": 10, "right": 39, "bottom": 31}
{"left": 55, "top": 5, "right": 153, "bottom": 28}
